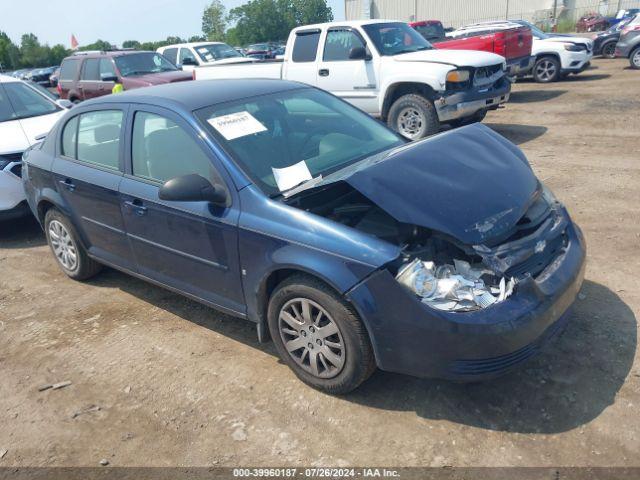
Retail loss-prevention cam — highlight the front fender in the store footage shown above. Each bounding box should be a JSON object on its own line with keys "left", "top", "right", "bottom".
{"left": 378, "top": 63, "right": 451, "bottom": 112}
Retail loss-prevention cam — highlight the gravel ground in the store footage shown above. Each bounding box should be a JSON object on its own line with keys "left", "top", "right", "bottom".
{"left": 0, "top": 58, "right": 639, "bottom": 468}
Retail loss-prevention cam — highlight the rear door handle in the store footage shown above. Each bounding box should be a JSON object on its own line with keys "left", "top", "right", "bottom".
{"left": 124, "top": 199, "right": 148, "bottom": 216}
{"left": 59, "top": 179, "right": 76, "bottom": 192}
{"left": 319, "top": 69, "right": 330, "bottom": 77}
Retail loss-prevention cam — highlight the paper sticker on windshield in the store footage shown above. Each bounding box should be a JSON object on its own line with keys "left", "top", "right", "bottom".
{"left": 198, "top": 48, "right": 209, "bottom": 53}
{"left": 204, "top": 53, "right": 214, "bottom": 61}
{"left": 272, "top": 161, "right": 312, "bottom": 192}
{"left": 208, "top": 111, "right": 267, "bottom": 140}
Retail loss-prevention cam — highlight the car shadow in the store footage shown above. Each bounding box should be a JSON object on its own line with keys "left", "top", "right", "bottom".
{"left": 345, "top": 280, "right": 636, "bottom": 434}
{"left": 0, "top": 215, "right": 46, "bottom": 249}
{"left": 485, "top": 123, "right": 548, "bottom": 144}
{"left": 89, "top": 269, "right": 634, "bottom": 435}
{"left": 564, "top": 73, "right": 611, "bottom": 81}
{"left": 508, "top": 89, "right": 567, "bottom": 103}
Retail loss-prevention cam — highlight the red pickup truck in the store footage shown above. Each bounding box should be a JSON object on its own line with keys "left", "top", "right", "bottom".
{"left": 410, "top": 20, "right": 535, "bottom": 76}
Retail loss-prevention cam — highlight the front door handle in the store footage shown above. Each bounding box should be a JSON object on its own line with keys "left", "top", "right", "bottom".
{"left": 319, "top": 69, "right": 330, "bottom": 77}
{"left": 59, "top": 179, "right": 76, "bottom": 192}
{"left": 124, "top": 199, "right": 148, "bottom": 216}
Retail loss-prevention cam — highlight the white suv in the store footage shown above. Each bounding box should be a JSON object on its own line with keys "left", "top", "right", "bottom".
{"left": 157, "top": 42, "right": 251, "bottom": 71}
{"left": 0, "top": 75, "right": 67, "bottom": 220}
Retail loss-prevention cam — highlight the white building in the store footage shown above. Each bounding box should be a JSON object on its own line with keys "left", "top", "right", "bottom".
{"left": 344, "top": 0, "right": 640, "bottom": 27}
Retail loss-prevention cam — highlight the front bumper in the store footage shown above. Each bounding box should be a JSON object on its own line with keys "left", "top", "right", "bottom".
{"left": 347, "top": 213, "right": 586, "bottom": 381}
{"left": 435, "top": 76, "right": 511, "bottom": 122}
{"left": 560, "top": 51, "right": 592, "bottom": 72}
{"left": 507, "top": 55, "right": 535, "bottom": 75}
{"left": 0, "top": 161, "right": 27, "bottom": 214}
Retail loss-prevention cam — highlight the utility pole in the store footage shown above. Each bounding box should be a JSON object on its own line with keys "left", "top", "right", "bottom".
{"left": 505, "top": 0, "right": 509, "bottom": 20}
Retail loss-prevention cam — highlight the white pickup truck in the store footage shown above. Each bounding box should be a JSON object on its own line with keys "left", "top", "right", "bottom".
{"left": 193, "top": 20, "right": 511, "bottom": 140}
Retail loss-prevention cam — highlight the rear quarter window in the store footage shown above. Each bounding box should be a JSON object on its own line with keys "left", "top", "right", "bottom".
{"left": 292, "top": 31, "right": 321, "bottom": 62}
{"left": 59, "top": 59, "right": 81, "bottom": 81}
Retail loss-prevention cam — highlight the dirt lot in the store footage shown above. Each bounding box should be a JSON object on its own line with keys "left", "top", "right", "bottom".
{"left": 1, "top": 58, "right": 639, "bottom": 468}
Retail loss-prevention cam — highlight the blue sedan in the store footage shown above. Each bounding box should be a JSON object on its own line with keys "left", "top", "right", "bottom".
{"left": 21, "top": 79, "right": 585, "bottom": 394}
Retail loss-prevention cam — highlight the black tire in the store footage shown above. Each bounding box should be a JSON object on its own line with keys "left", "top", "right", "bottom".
{"left": 601, "top": 41, "right": 617, "bottom": 59}
{"left": 533, "top": 56, "right": 561, "bottom": 83}
{"left": 630, "top": 47, "right": 640, "bottom": 70}
{"left": 44, "top": 208, "right": 102, "bottom": 280}
{"left": 387, "top": 93, "right": 440, "bottom": 140}
{"left": 267, "top": 274, "right": 376, "bottom": 394}
{"left": 449, "top": 108, "right": 487, "bottom": 128}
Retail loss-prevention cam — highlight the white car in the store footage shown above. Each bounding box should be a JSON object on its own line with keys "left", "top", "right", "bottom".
{"left": 0, "top": 75, "right": 68, "bottom": 220}
{"left": 454, "top": 21, "right": 593, "bottom": 82}
{"left": 157, "top": 42, "right": 253, "bottom": 71}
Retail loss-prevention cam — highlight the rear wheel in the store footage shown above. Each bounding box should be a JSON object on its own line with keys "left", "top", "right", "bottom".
{"left": 387, "top": 93, "right": 440, "bottom": 140}
{"left": 601, "top": 41, "right": 617, "bottom": 59}
{"left": 533, "top": 56, "right": 561, "bottom": 83}
{"left": 630, "top": 47, "right": 640, "bottom": 70}
{"left": 44, "top": 208, "right": 102, "bottom": 280}
{"left": 267, "top": 274, "right": 376, "bottom": 394}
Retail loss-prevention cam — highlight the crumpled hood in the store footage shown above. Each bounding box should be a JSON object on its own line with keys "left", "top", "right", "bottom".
{"left": 393, "top": 49, "right": 506, "bottom": 67}
{"left": 329, "top": 123, "right": 539, "bottom": 245}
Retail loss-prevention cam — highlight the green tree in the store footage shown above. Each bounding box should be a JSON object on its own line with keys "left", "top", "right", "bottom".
{"left": 291, "top": 0, "right": 333, "bottom": 25}
{"left": 0, "top": 31, "right": 21, "bottom": 71}
{"left": 19, "top": 34, "right": 50, "bottom": 67}
{"left": 122, "top": 40, "right": 141, "bottom": 49}
{"left": 189, "top": 35, "right": 206, "bottom": 42}
{"left": 79, "top": 39, "right": 113, "bottom": 52}
{"left": 202, "top": 0, "right": 227, "bottom": 41}
{"left": 49, "top": 44, "right": 70, "bottom": 64}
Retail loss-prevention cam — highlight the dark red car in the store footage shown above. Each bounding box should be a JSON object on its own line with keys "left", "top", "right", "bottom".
{"left": 57, "top": 51, "right": 192, "bottom": 103}
{"left": 576, "top": 13, "right": 610, "bottom": 32}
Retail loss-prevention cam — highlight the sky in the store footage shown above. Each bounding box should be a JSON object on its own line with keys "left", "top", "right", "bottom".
{"left": 0, "top": 0, "right": 345, "bottom": 47}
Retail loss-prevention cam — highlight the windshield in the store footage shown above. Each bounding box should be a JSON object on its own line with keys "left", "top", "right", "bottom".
{"left": 114, "top": 53, "right": 178, "bottom": 77}
{"left": 196, "top": 88, "right": 404, "bottom": 197}
{"left": 28, "top": 81, "right": 59, "bottom": 100}
{"left": 249, "top": 44, "right": 270, "bottom": 51}
{"left": 516, "top": 21, "right": 550, "bottom": 39}
{"left": 362, "top": 22, "right": 433, "bottom": 55}
{"left": 194, "top": 43, "right": 243, "bottom": 63}
{"left": 413, "top": 23, "right": 445, "bottom": 40}
{"left": 0, "top": 81, "right": 60, "bottom": 122}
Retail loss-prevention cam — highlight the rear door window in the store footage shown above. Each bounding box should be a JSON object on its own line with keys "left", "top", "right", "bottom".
{"left": 59, "top": 58, "right": 81, "bottom": 81}
{"left": 81, "top": 59, "right": 101, "bottom": 81}
{"left": 71, "top": 110, "right": 124, "bottom": 170}
{"left": 292, "top": 31, "right": 321, "bottom": 62}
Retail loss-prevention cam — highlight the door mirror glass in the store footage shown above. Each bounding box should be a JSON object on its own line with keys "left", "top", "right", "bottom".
{"left": 100, "top": 73, "right": 118, "bottom": 82}
{"left": 56, "top": 99, "right": 73, "bottom": 109}
{"left": 159, "top": 174, "right": 228, "bottom": 205}
{"left": 181, "top": 57, "right": 198, "bottom": 66}
{"left": 348, "top": 46, "right": 370, "bottom": 60}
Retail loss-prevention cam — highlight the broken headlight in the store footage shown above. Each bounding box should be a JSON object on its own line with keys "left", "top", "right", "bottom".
{"left": 395, "top": 258, "right": 515, "bottom": 312}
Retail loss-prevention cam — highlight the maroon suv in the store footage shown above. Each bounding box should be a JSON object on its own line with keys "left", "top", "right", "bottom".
{"left": 57, "top": 50, "right": 192, "bottom": 102}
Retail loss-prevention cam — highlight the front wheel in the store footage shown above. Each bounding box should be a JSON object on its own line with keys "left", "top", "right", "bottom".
{"left": 630, "top": 47, "right": 640, "bottom": 70}
{"left": 533, "top": 56, "right": 561, "bottom": 83}
{"left": 387, "top": 93, "right": 440, "bottom": 140}
{"left": 267, "top": 275, "right": 376, "bottom": 394}
{"left": 601, "top": 41, "right": 617, "bottom": 59}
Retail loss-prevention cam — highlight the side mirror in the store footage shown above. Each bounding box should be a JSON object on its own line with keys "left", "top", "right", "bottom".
{"left": 181, "top": 57, "right": 198, "bottom": 66}
{"left": 56, "top": 99, "right": 73, "bottom": 109}
{"left": 349, "top": 46, "right": 371, "bottom": 60}
{"left": 101, "top": 73, "right": 118, "bottom": 82}
{"left": 159, "top": 174, "right": 228, "bottom": 206}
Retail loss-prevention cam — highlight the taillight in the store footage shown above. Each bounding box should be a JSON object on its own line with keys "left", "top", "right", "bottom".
{"left": 494, "top": 33, "right": 505, "bottom": 56}
{"left": 56, "top": 83, "right": 62, "bottom": 95}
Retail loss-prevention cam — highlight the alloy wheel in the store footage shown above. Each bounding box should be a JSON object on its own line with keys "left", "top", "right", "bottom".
{"left": 48, "top": 220, "right": 78, "bottom": 271}
{"left": 633, "top": 50, "right": 640, "bottom": 68}
{"left": 602, "top": 43, "right": 616, "bottom": 58}
{"left": 397, "top": 107, "right": 425, "bottom": 139}
{"left": 278, "top": 298, "right": 345, "bottom": 379}
{"left": 535, "top": 59, "right": 557, "bottom": 82}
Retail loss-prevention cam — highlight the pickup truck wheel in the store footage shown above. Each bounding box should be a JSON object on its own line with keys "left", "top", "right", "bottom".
{"left": 44, "top": 208, "right": 102, "bottom": 280}
{"left": 533, "top": 56, "right": 561, "bottom": 83}
{"left": 267, "top": 274, "right": 376, "bottom": 394}
{"left": 630, "top": 47, "right": 640, "bottom": 69}
{"left": 387, "top": 94, "right": 439, "bottom": 140}
{"left": 601, "top": 41, "right": 617, "bottom": 59}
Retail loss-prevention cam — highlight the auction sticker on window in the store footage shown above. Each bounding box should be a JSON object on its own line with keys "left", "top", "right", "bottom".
{"left": 208, "top": 111, "right": 267, "bottom": 140}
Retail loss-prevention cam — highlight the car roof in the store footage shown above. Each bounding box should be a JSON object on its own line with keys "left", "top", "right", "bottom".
{"left": 63, "top": 50, "right": 155, "bottom": 61}
{"left": 159, "top": 42, "right": 227, "bottom": 50}
{"left": 80, "top": 78, "right": 308, "bottom": 111}
{"left": 292, "top": 19, "right": 411, "bottom": 32}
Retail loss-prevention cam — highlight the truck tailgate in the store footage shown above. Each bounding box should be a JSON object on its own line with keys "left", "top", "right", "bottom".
{"left": 194, "top": 60, "right": 284, "bottom": 81}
